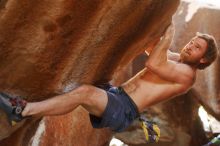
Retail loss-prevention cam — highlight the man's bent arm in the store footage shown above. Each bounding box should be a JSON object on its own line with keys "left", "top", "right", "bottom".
{"left": 146, "top": 48, "right": 179, "bottom": 61}
{"left": 146, "top": 39, "right": 171, "bottom": 67}
{"left": 145, "top": 27, "right": 194, "bottom": 84}
{"left": 146, "top": 26, "right": 173, "bottom": 66}
{"left": 145, "top": 27, "right": 179, "bottom": 82}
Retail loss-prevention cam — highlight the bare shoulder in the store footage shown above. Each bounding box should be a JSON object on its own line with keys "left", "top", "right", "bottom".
{"left": 174, "top": 62, "right": 196, "bottom": 85}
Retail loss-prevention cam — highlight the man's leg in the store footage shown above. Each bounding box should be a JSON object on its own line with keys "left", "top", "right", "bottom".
{"left": 22, "top": 84, "right": 108, "bottom": 118}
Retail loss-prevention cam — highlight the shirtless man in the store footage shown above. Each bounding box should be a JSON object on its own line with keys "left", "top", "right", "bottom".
{"left": 0, "top": 28, "right": 218, "bottom": 135}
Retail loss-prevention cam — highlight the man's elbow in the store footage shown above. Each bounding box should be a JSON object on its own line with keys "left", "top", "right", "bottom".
{"left": 145, "top": 60, "right": 159, "bottom": 71}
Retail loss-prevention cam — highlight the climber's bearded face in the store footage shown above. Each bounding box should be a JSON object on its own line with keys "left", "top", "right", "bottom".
{"left": 180, "top": 37, "right": 208, "bottom": 65}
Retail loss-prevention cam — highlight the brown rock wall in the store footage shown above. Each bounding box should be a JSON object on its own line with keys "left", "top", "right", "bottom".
{"left": 0, "top": 0, "right": 179, "bottom": 145}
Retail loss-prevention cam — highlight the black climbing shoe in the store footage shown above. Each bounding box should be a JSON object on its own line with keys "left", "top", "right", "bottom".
{"left": 0, "top": 92, "right": 27, "bottom": 126}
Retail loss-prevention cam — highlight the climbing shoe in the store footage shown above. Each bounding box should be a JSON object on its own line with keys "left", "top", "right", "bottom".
{"left": 203, "top": 134, "right": 220, "bottom": 146}
{"left": 139, "top": 116, "right": 160, "bottom": 143}
{"left": 0, "top": 92, "right": 27, "bottom": 126}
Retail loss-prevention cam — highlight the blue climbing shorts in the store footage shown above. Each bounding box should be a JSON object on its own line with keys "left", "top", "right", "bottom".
{"left": 89, "top": 85, "right": 139, "bottom": 132}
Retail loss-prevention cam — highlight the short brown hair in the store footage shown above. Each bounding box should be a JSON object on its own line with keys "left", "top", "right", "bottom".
{"left": 196, "top": 32, "right": 219, "bottom": 70}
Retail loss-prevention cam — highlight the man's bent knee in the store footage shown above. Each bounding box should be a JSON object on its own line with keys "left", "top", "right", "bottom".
{"left": 79, "top": 85, "right": 108, "bottom": 117}
{"left": 68, "top": 84, "right": 100, "bottom": 101}
{"left": 74, "top": 84, "right": 94, "bottom": 93}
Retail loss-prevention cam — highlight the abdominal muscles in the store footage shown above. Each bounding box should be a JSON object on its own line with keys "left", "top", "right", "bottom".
{"left": 122, "top": 69, "right": 186, "bottom": 112}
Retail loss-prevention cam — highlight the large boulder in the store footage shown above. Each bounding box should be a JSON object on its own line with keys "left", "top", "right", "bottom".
{"left": 0, "top": 0, "right": 179, "bottom": 145}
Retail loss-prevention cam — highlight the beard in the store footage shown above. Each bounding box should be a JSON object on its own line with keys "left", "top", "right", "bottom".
{"left": 180, "top": 52, "right": 199, "bottom": 67}
{"left": 183, "top": 60, "right": 199, "bottom": 67}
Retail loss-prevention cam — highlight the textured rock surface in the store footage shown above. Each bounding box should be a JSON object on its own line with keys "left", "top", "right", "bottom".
{"left": 0, "top": 0, "right": 179, "bottom": 145}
